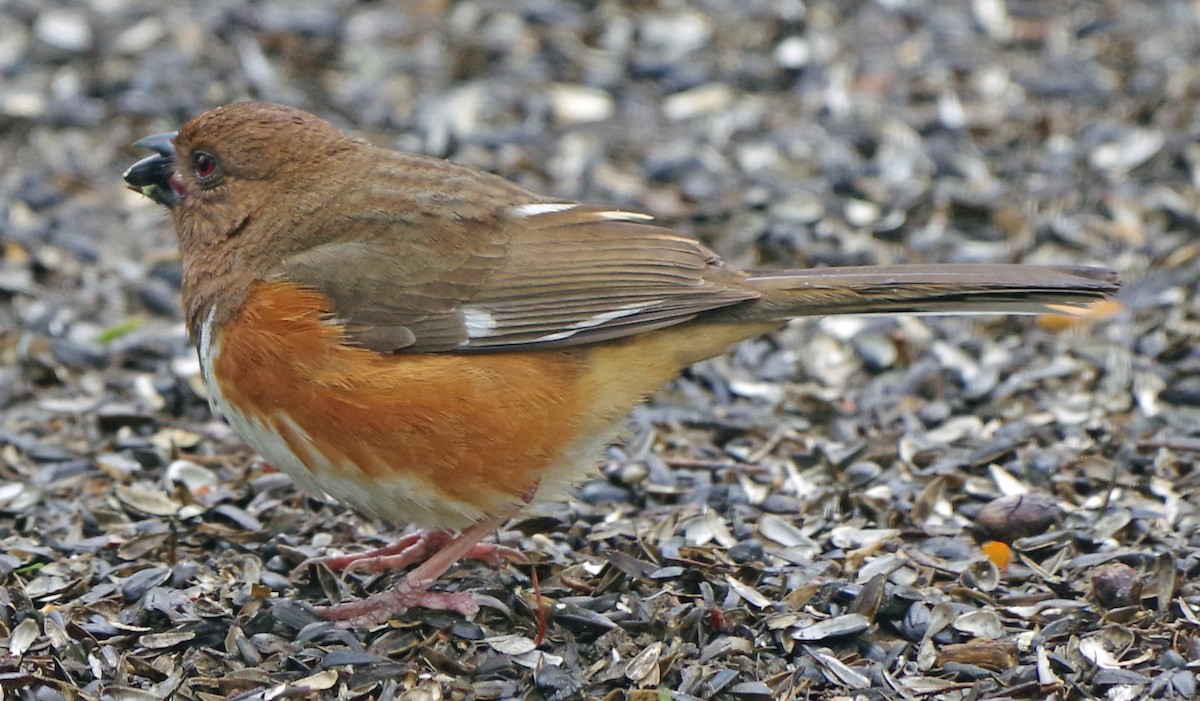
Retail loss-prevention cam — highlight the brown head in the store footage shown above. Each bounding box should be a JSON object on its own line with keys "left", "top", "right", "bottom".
{"left": 124, "top": 103, "right": 360, "bottom": 338}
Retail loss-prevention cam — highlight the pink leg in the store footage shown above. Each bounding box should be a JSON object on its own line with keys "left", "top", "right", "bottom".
{"left": 292, "top": 529, "right": 521, "bottom": 578}
{"left": 314, "top": 509, "right": 523, "bottom": 627}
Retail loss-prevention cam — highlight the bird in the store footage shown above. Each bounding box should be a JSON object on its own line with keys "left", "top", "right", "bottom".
{"left": 124, "top": 102, "right": 1119, "bottom": 627}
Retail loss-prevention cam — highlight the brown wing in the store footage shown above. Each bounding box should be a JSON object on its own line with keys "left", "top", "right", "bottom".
{"left": 272, "top": 186, "right": 759, "bottom": 354}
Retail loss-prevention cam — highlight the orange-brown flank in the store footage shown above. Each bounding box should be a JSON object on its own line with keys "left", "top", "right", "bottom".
{"left": 211, "top": 281, "right": 592, "bottom": 519}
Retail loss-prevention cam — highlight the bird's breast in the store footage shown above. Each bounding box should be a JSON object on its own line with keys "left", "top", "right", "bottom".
{"left": 197, "top": 280, "right": 610, "bottom": 528}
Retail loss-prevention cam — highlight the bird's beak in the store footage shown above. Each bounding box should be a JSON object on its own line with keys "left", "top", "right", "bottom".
{"left": 124, "top": 132, "right": 182, "bottom": 208}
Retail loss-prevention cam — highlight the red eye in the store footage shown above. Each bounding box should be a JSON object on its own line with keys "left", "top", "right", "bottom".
{"left": 193, "top": 152, "right": 218, "bottom": 181}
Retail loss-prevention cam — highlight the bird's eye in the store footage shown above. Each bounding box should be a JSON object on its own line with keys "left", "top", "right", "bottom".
{"left": 193, "top": 152, "right": 219, "bottom": 182}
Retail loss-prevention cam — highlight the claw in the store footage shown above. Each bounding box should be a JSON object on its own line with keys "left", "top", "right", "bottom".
{"left": 302, "top": 508, "right": 526, "bottom": 626}
{"left": 315, "top": 583, "right": 507, "bottom": 628}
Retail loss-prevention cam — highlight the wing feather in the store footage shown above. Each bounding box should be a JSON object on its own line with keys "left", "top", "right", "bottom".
{"left": 272, "top": 193, "right": 757, "bottom": 353}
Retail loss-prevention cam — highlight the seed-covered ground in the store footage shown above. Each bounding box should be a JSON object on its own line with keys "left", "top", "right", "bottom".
{"left": 0, "top": 2, "right": 1195, "bottom": 699}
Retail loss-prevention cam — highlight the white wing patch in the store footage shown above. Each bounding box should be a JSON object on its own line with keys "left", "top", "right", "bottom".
{"left": 532, "top": 301, "right": 655, "bottom": 343}
{"left": 592, "top": 210, "right": 654, "bottom": 221}
{"left": 510, "top": 203, "right": 577, "bottom": 217}
{"left": 509, "top": 202, "right": 655, "bottom": 223}
{"left": 462, "top": 308, "right": 499, "bottom": 338}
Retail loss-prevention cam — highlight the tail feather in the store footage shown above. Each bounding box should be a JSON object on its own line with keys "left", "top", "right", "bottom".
{"left": 735, "top": 264, "right": 1120, "bottom": 321}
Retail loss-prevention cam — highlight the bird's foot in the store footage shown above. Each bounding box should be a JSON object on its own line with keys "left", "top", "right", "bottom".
{"left": 301, "top": 508, "right": 527, "bottom": 626}
{"left": 314, "top": 576, "right": 509, "bottom": 628}
{"left": 291, "top": 528, "right": 524, "bottom": 579}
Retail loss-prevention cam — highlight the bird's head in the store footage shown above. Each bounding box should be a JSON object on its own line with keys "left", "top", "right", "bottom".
{"left": 124, "top": 102, "right": 355, "bottom": 216}
{"left": 124, "top": 103, "right": 361, "bottom": 336}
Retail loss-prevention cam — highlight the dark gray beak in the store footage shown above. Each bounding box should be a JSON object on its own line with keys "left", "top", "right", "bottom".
{"left": 124, "top": 131, "right": 181, "bottom": 208}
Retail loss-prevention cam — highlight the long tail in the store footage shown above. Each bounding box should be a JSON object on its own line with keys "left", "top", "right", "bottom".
{"left": 734, "top": 264, "right": 1120, "bottom": 321}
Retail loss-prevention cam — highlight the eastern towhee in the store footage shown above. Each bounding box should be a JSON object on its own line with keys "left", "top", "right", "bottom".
{"left": 124, "top": 103, "right": 1119, "bottom": 627}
